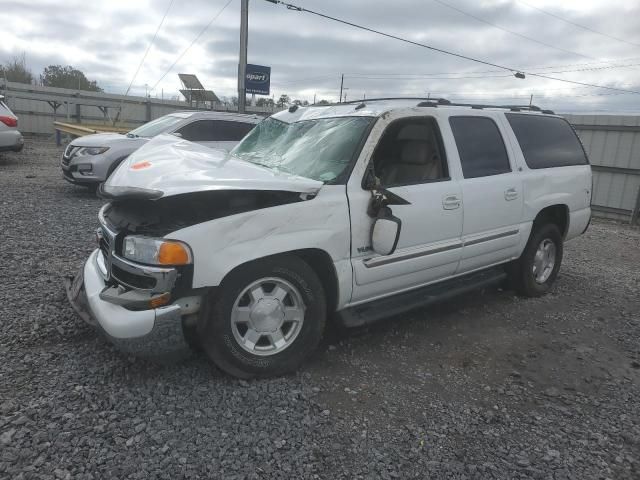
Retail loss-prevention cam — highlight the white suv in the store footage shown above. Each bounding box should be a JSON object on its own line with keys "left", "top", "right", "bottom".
{"left": 67, "top": 98, "right": 592, "bottom": 378}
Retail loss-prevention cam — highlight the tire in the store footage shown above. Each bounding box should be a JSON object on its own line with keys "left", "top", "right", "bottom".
{"left": 509, "top": 223, "right": 563, "bottom": 297}
{"left": 199, "top": 255, "right": 326, "bottom": 378}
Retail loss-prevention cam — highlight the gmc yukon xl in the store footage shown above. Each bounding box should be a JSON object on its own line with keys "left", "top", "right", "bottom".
{"left": 66, "top": 98, "right": 592, "bottom": 378}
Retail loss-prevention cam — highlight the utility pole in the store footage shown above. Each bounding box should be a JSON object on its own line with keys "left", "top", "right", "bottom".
{"left": 238, "top": 0, "right": 249, "bottom": 113}
{"left": 529, "top": 94, "right": 533, "bottom": 108}
{"left": 339, "top": 74, "right": 344, "bottom": 103}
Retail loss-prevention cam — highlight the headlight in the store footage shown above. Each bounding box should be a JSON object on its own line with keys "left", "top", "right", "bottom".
{"left": 76, "top": 146, "right": 109, "bottom": 156}
{"left": 123, "top": 236, "right": 192, "bottom": 266}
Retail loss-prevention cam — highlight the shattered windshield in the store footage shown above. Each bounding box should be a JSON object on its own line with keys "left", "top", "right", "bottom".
{"left": 230, "top": 116, "right": 373, "bottom": 183}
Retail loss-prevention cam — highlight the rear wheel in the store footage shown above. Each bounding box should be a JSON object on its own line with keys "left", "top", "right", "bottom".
{"left": 200, "top": 255, "right": 326, "bottom": 378}
{"left": 509, "top": 223, "right": 563, "bottom": 297}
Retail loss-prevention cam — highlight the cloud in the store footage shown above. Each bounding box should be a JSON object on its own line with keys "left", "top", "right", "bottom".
{"left": 1, "top": 0, "right": 639, "bottom": 111}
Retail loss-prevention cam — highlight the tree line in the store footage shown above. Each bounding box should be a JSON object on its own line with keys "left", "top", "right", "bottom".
{"left": 2, "top": 53, "right": 332, "bottom": 106}
{"left": 1, "top": 53, "right": 102, "bottom": 92}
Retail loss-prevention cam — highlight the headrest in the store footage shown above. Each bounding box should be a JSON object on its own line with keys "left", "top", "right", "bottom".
{"left": 400, "top": 141, "right": 429, "bottom": 165}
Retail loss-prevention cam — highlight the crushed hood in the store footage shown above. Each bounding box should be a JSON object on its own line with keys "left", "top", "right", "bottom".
{"left": 103, "top": 135, "right": 324, "bottom": 199}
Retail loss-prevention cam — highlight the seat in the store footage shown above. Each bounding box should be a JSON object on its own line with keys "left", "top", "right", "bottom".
{"left": 381, "top": 140, "right": 442, "bottom": 186}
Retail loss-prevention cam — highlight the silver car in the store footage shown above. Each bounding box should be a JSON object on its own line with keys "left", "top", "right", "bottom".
{"left": 61, "top": 111, "right": 261, "bottom": 190}
{"left": 0, "top": 95, "right": 24, "bottom": 153}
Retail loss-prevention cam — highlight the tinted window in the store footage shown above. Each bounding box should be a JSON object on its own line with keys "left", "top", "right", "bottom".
{"left": 176, "top": 120, "right": 255, "bottom": 142}
{"left": 449, "top": 116, "right": 511, "bottom": 179}
{"left": 218, "top": 121, "right": 256, "bottom": 141}
{"left": 506, "top": 114, "right": 588, "bottom": 169}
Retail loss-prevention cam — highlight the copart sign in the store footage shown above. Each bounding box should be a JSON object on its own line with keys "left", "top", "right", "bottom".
{"left": 246, "top": 64, "right": 271, "bottom": 95}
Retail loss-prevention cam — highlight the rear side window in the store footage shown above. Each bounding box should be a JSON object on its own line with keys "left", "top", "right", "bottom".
{"left": 506, "top": 114, "right": 588, "bottom": 169}
{"left": 449, "top": 116, "right": 511, "bottom": 179}
{"left": 217, "top": 121, "right": 256, "bottom": 141}
{"left": 176, "top": 120, "right": 255, "bottom": 142}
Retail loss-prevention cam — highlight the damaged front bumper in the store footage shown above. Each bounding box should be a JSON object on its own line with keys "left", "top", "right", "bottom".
{"left": 65, "top": 249, "right": 200, "bottom": 358}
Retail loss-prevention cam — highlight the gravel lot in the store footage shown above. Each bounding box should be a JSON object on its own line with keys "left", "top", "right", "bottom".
{"left": 1, "top": 138, "right": 639, "bottom": 480}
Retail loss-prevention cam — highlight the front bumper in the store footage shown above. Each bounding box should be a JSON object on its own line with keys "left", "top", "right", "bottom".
{"left": 0, "top": 130, "right": 24, "bottom": 152}
{"left": 65, "top": 249, "right": 198, "bottom": 358}
{"left": 61, "top": 160, "right": 103, "bottom": 185}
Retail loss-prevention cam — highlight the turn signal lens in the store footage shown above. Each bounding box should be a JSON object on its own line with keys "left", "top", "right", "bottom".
{"left": 149, "top": 292, "right": 171, "bottom": 308}
{"left": 158, "top": 242, "right": 191, "bottom": 265}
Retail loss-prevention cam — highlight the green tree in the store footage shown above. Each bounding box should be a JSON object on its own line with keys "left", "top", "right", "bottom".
{"left": 277, "top": 94, "right": 290, "bottom": 108}
{"left": 256, "top": 97, "right": 275, "bottom": 107}
{"left": 40, "top": 65, "right": 102, "bottom": 91}
{"left": 0, "top": 53, "right": 34, "bottom": 84}
{"left": 315, "top": 99, "right": 331, "bottom": 105}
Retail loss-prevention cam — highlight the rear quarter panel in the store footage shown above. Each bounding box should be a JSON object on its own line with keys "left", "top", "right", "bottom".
{"left": 498, "top": 114, "right": 592, "bottom": 246}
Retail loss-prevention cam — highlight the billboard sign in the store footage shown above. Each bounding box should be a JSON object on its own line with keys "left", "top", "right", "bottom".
{"left": 245, "top": 64, "right": 271, "bottom": 95}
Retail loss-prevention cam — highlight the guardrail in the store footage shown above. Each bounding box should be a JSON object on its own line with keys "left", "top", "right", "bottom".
{"left": 53, "top": 121, "right": 131, "bottom": 146}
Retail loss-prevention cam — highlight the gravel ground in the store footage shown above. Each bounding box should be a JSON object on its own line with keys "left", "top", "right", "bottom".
{"left": 1, "top": 138, "right": 639, "bottom": 480}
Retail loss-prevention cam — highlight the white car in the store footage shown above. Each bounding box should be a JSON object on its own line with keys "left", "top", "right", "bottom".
{"left": 61, "top": 111, "right": 261, "bottom": 190}
{"left": 67, "top": 98, "right": 592, "bottom": 378}
{"left": 0, "top": 95, "right": 24, "bottom": 153}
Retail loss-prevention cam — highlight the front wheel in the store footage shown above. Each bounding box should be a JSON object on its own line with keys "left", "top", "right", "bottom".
{"left": 509, "top": 223, "right": 563, "bottom": 297}
{"left": 199, "top": 255, "right": 326, "bottom": 378}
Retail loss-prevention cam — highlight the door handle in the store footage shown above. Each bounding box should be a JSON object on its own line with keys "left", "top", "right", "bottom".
{"left": 504, "top": 188, "right": 518, "bottom": 201}
{"left": 442, "top": 195, "right": 461, "bottom": 210}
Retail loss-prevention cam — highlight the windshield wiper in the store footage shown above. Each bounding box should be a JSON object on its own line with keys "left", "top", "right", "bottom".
{"left": 126, "top": 133, "right": 139, "bottom": 138}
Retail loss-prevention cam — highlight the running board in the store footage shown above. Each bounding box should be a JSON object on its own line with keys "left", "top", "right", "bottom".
{"left": 337, "top": 267, "right": 507, "bottom": 328}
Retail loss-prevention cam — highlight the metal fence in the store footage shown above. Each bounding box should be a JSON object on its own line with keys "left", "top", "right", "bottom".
{"left": 565, "top": 114, "right": 640, "bottom": 223}
{"left": 0, "top": 80, "right": 279, "bottom": 135}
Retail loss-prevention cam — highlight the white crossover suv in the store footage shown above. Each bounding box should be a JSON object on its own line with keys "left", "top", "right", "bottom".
{"left": 61, "top": 111, "right": 261, "bottom": 190}
{"left": 66, "top": 98, "right": 592, "bottom": 378}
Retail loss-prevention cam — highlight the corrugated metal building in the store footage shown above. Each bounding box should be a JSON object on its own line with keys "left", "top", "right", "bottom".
{"left": 565, "top": 114, "right": 640, "bottom": 222}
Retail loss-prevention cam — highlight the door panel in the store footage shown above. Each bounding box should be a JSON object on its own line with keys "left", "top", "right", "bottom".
{"left": 347, "top": 113, "right": 464, "bottom": 305}
{"left": 448, "top": 115, "right": 524, "bottom": 273}
{"left": 349, "top": 181, "right": 463, "bottom": 303}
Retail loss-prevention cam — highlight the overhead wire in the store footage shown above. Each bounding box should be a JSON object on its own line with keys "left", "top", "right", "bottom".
{"left": 150, "top": 0, "right": 234, "bottom": 92}
{"left": 430, "top": 0, "right": 595, "bottom": 60}
{"left": 516, "top": 0, "right": 640, "bottom": 49}
{"left": 263, "top": 0, "right": 640, "bottom": 95}
{"left": 125, "top": 0, "right": 175, "bottom": 96}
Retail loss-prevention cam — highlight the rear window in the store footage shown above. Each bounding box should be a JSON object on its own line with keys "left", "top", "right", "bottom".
{"left": 449, "top": 116, "right": 511, "bottom": 179}
{"left": 505, "top": 114, "right": 588, "bottom": 169}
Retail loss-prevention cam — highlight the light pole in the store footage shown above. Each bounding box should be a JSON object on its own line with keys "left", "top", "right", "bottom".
{"left": 238, "top": 0, "right": 249, "bottom": 113}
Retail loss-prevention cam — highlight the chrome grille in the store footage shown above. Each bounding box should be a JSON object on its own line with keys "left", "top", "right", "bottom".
{"left": 62, "top": 145, "right": 79, "bottom": 166}
{"left": 96, "top": 224, "right": 116, "bottom": 280}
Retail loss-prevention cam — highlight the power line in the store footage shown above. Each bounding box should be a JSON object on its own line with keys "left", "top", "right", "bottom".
{"left": 344, "top": 61, "right": 640, "bottom": 81}
{"left": 263, "top": 0, "right": 640, "bottom": 95}
{"left": 150, "top": 0, "right": 234, "bottom": 91}
{"left": 431, "top": 0, "right": 595, "bottom": 60}
{"left": 125, "top": 0, "right": 175, "bottom": 96}
{"left": 516, "top": 0, "right": 640, "bottom": 49}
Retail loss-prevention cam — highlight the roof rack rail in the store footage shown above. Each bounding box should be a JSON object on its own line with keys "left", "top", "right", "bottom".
{"left": 315, "top": 97, "right": 555, "bottom": 114}
{"left": 340, "top": 97, "right": 444, "bottom": 104}
{"left": 417, "top": 101, "right": 554, "bottom": 114}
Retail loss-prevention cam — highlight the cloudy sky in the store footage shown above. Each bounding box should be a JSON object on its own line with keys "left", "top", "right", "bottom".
{"left": 3, "top": 0, "right": 640, "bottom": 112}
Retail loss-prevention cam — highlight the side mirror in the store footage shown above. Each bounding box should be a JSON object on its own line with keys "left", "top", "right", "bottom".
{"left": 371, "top": 207, "right": 401, "bottom": 256}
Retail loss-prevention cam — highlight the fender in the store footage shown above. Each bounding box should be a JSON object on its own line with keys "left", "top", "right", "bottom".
{"left": 167, "top": 185, "right": 354, "bottom": 308}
